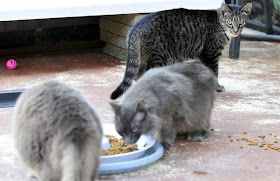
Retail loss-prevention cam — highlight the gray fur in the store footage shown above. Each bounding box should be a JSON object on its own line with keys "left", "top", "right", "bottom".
{"left": 110, "top": 3, "right": 252, "bottom": 99}
{"left": 110, "top": 61, "right": 217, "bottom": 150}
{"left": 12, "top": 81, "right": 102, "bottom": 181}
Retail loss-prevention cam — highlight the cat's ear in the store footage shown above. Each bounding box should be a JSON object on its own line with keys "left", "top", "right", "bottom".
{"left": 132, "top": 100, "right": 146, "bottom": 130}
{"left": 220, "top": 2, "right": 232, "bottom": 13}
{"left": 136, "top": 100, "right": 146, "bottom": 113}
{"left": 110, "top": 101, "right": 120, "bottom": 113}
{"left": 240, "top": 3, "right": 252, "bottom": 15}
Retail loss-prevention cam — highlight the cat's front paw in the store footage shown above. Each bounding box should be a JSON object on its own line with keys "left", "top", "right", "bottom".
{"left": 187, "top": 131, "right": 208, "bottom": 142}
{"left": 217, "top": 84, "right": 225, "bottom": 92}
{"left": 161, "top": 142, "right": 172, "bottom": 151}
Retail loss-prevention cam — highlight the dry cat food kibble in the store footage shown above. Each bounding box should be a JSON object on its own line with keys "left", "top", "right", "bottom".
{"left": 102, "top": 135, "right": 138, "bottom": 156}
{"left": 228, "top": 132, "right": 280, "bottom": 153}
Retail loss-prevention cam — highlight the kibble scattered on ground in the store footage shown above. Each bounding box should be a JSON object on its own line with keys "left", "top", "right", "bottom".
{"left": 228, "top": 132, "right": 280, "bottom": 152}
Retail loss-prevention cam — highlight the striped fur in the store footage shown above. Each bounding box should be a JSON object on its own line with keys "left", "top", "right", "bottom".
{"left": 111, "top": 3, "right": 252, "bottom": 100}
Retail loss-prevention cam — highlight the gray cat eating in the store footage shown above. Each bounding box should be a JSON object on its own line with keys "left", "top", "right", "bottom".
{"left": 110, "top": 60, "right": 217, "bottom": 150}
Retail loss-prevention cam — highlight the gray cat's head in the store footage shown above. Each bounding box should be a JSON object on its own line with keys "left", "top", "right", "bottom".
{"left": 219, "top": 3, "right": 252, "bottom": 37}
{"left": 110, "top": 100, "right": 160, "bottom": 144}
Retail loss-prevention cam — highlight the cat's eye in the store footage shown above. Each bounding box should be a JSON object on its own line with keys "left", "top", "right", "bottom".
{"left": 239, "top": 21, "right": 246, "bottom": 26}
{"left": 226, "top": 20, "right": 232, "bottom": 25}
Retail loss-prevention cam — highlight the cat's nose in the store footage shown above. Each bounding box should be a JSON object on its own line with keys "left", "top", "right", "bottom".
{"left": 124, "top": 137, "right": 134, "bottom": 144}
{"left": 233, "top": 21, "right": 239, "bottom": 33}
{"left": 233, "top": 28, "right": 239, "bottom": 34}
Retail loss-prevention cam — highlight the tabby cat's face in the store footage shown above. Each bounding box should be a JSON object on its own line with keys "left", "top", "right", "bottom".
{"left": 219, "top": 3, "right": 252, "bottom": 37}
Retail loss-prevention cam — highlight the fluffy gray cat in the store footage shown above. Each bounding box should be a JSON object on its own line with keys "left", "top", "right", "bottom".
{"left": 110, "top": 3, "right": 252, "bottom": 99}
{"left": 12, "top": 81, "right": 102, "bottom": 181}
{"left": 110, "top": 60, "right": 217, "bottom": 150}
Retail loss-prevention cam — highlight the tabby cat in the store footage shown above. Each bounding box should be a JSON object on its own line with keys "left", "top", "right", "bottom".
{"left": 12, "top": 81, "right": 102, "bottom": 181}
{"left": 110, "top": 60, "right": 217, "bottom": 150}
{"left": 111, "top": 3, "right": 252, "bottom": 99}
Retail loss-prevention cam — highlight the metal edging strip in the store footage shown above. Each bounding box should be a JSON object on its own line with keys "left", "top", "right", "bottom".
{"left": 0, "top": 89, "right": 25, "bottom": 108}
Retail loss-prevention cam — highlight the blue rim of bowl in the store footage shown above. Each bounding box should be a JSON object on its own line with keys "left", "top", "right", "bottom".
{"left": 98, "top": 142, "right": 164, "bottom": 175}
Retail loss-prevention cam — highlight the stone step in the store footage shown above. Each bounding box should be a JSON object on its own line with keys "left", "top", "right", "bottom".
{"left": 103, "top": 43, "right": 127, "bottom": 61}
{"left": 100, "top": 14, "right": 148, "bottom": 60}
{"left": 99, "top": 17, "right": 131, "bottom": 37}
{"left": 105, "top": 14, "right": 147, "bottom": 26}
{"left": 100, "top": 29, "right": 127, "bottom": 49}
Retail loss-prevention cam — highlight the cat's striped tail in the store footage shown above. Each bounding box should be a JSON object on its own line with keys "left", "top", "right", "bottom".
{"left": 110, "top": 31, "right": 141, "bottom": 100}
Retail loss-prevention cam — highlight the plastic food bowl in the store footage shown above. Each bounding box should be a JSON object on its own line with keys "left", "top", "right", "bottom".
{"left": 98, "top": 142, "right": 164, "bottom": 175}
{"left": 100, "top": 124, "right": 156, "bottom": 164}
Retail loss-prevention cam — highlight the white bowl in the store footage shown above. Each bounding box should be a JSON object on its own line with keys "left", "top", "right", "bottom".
{"left": 100, "top": 124, "right": 156, "bottom": 164}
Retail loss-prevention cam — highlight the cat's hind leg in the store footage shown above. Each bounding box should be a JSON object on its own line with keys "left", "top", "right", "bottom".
{"left": 200, "top": 44, "right": 225, "bottom": 92}
{"left": 187, "top": 130, "right": 208, "bottom": 142}
{"left": 216, "top": 84, "right": 225, "bottom": 92}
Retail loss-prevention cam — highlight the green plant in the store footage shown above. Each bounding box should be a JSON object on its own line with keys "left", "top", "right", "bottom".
{"left": 273, "top": 0, "right": 280, "bottom": 13}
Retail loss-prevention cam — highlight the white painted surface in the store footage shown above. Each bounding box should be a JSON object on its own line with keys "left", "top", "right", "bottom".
{"left": 0, "top": 0, "right": 223, "bottom": 21}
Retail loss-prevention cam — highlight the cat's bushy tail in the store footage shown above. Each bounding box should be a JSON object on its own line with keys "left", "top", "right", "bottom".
{"left": 110, "top": 31, "right": 141, "bottom": 100}
{"left": 61, "top": 134, "right": 100, "bottom": 181}
{"left": 61, "top": 144, "right": 82, "bottom": 181}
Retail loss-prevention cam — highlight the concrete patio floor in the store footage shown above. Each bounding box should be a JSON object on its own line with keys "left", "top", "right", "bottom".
{"left": 0, "top": 40, "right": 280, "bottom": 181}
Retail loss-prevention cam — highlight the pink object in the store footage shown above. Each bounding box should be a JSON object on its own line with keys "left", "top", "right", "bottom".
{"left": 6, "top": 59, "right": 17, "bottom": 70}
